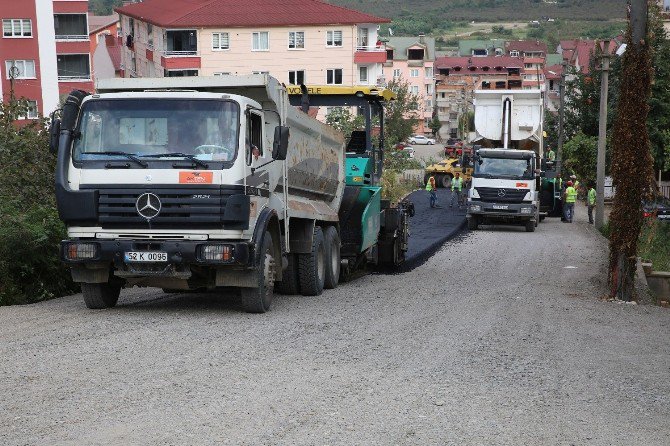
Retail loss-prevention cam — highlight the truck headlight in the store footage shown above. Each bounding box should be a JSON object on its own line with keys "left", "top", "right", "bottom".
{"left": 471, "top": 188, "right": 480, "bottom": 199}
{"left": 469, "top": 204, "right": 481, "bottom": 212}
{"left": 520, "top": 207, "right": 533, "bottom": 214}
{"left": 65, "top": 242, "right": 98, "bottom": 260}
{"left": 200, "top": 244, "right": 234, "bottom": 262}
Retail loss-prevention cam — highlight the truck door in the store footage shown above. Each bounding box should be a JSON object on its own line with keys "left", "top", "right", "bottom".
{"left": 245, "top": 110, "right": 273, "bottom": 195}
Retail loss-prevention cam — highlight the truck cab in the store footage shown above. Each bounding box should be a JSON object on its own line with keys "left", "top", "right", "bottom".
{"left": 467, "top": 148, "right": 540, "bottom": 232}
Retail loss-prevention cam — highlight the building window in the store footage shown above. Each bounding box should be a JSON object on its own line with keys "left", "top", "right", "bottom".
{"left": 54, "top": 14, "right": 88, "bottom": 40}
{"left": 3, "top": 19, "right": 32, "bottom": 38}
{"left": 357, "top": 27, "right": 369, "bottom": 48}
{"left": 510, "top": 50, "right": 520, "bottom": 57}
{"left": 17, "top": 100, "right": 38, "bottom": 119}
{"left": 252, "top": 32, "right": 269, "bottom": 51}
{"left": 450, "top": 112, "right": 458, "bottom": 120}
{"left": 147, "top": 23, "right": 153, "bottom": 48}
{"left": 393, "top": 69, "right": 401, "bottom": 78}
{"left": 213, "top": 72, "right": 231, "bottom": 76}
{"left": 425, "top": 67, "right": 433, "bottom": 78}
{"left": 410, "top": 85, "right": 419, "bottom": 95}
{"left": 5, "top": 60, "right": 36, "bottom": 79}
{"left": 252, "top": 70, "right": 269, "bottom": 75}
{"left": 288, "top": 70, "right": 305, "bottom": 85}
{"left": 410, "top": 69, "right": 419, "bottom": 77}
{"left": 359, "top": 66, "right": 368, "bottom": 83}
{"left": 288, "top": 31, "right": 305, "bottom": 49}
{"left": 327, "top": 68, "right": 343, "bottom": 85}
{"left": 426, "top": 99, "right": 432, "bottom": 108}
{"left": 212, "top": 32, "right": 230, "bottom": 50}
{"left": 386, "top": 49, "right": 394, "bottom": 59}
{"left": 326, "top": 30, "right": 342, "bottom": 47}
{"left": 426, "top": 84, "right": 433, "bottom": 95}
{"left": 57, "top": 54, "right": 90, "bottom": 80}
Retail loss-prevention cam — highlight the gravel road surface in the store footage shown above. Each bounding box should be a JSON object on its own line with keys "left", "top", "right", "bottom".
{"left": 1, "top": 207, "right": 669, "bottom": 445}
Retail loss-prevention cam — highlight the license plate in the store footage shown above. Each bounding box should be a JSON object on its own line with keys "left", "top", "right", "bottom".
{"left": 124, "top": 251, "right": 168, "bottom": 262}
{"left": 492, "top": 205, "right": 509, "bottom": 210}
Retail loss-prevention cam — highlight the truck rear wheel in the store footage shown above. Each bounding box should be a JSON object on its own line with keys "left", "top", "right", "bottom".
{"left": 81, "top": 282, "right": 121, "bottom": 309}
{"left": 323, "top": 226, "right": 341, "bottom": 289}
{"left": 441, "top": 174, "right": 453, "bottom": 189}
{"left": 525, "top": 220, "right": 536, "bottom": 232}
{"left": 240, "top": 232, "right": 275, "bottom": 313}
{"left": 298, "top": 226, "right": 326, "bottom": 296}
{"left": 276, "top": 253, "right": 300, "bottom": 295}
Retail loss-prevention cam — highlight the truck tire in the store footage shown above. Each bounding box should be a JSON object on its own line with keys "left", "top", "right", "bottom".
{"left": 441, "top": 174, "right": 453, "bottom": 189}
{"left": 298, "top": 226, "right": 326, "bottom": 296}
{"left": 467, "top": 216, "right": 478, "bottom": 230}
{"left": 525, "top": 220, "right": 536, "bottom": 232}
{"left": 81, "top": 282, "right": 121, "bottom": 309}
{"left": 276, "top": 253, "right": 300, "bottom": 295}
{"left": 323, "top": 226, "right": 341, "bottom": 289}
{"left": 240, "top": 231, "right": 275, "bottom": 313}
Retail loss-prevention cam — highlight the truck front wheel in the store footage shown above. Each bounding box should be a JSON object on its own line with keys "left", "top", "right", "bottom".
{"left": 240, "top": 232, "right": 275, "bottom": 313}
{"left": 525, "top": 220, "right": 536, "bottom": 232}
{"left": 298, "top": 226, "right": 326, "bottom": 296}
{"left": 81, "top": 282, "right": 121, "bottom": 309}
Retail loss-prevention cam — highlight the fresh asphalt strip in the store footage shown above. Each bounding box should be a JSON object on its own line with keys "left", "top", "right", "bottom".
{"left": 381, "top": 188, "right": 467, "bottom": 274}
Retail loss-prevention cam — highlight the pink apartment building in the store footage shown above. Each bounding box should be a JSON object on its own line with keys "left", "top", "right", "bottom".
{"left": 382, "top": 35, "right": 435, "bottom": 135}
{"left": 1, "top": 0, "right": 93, "bottom": 118}
{"left": 114, "top": 0, "right": 389, "bottom": 89}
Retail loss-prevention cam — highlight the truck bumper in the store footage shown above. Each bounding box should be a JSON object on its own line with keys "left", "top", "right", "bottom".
{"left": 467, "top": 202, "right": 536, "bottom": 220}
{"left": 61, "top": 239, "right": 253, "bottom": 273}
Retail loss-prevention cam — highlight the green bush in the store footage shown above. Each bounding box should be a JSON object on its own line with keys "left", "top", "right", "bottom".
{"left": 0, "top": 99, "right": 77, "bottom": 305}
{"left": 638, "top": 220, "right": 670, "bottom": 271}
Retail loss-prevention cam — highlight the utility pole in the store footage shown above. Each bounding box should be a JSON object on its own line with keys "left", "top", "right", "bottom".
{"left": 557, "top": 60, "right": 567, "bottom": 169}
{"left": 595, "top": 40, "right": 610, "bottom": 230}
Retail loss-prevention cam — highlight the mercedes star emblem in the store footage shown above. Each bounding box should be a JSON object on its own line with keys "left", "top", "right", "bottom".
{"left": 136, "top": 193, "right": 161, "bottom": 220}
{"left": 497, "top": 189, "right": 507, "bottom": 198}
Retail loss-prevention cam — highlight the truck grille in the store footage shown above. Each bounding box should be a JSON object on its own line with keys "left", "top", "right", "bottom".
{"left": 83, "top": 185, "right": 243, "bottom": 229}
{"left": 475, "top": 187, "right": 528, "bottom": 204}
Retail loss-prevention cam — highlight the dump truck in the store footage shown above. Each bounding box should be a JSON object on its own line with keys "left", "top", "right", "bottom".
{"left": 50, "top": 76, "right": 411, "bottom": 313}
{"left": 466, "top": 90, "right": 546, "bottom": 232}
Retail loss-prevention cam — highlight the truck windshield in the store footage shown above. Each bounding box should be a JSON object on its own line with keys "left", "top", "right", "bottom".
{"left": 474, "top": 156, "right": 534, "bottom": 179}
{"left": 72, "top": 99, "right": 239, "bottom": 163}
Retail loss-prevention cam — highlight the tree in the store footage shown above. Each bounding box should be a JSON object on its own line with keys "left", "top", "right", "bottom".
{"left": 646, "top": 5, "right": 670, "bottom": 173}
{"left": 383, "top": 78, "right": 420, "bottom": 148}
{"left": 428, "top": 114, "right": 442, "bottom": 137}
{"left": 561, "top": 132, "right": 598, "bottom": 183}
{"left": 325, "top": 107, "right": 365, "bottom": 138}
{"left": 0, "top": 98, "right": 78, "bottom": 305}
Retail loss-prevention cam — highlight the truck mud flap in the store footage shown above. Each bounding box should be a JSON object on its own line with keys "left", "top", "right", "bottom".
{"left": 338, "top": 186, "right": 366, "bottom": 258}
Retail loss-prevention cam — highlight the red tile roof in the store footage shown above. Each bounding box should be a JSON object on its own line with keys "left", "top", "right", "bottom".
{"left": 559, "top": 40, "right": 578, "bottom": 51}
{"left": 544, "top": 64, "right": 563, "bottom": 80}
{"left": 505, "top": 40, "right": 548, "bottom": 55}
{"left": 88, "top": 13, "right": 118, "bottom": 34}
{"left": 115, "top": 0, "right": 389, "bottom": 28}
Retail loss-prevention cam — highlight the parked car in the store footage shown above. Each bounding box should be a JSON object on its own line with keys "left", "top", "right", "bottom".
{"left": 643, "top": 196, "right": 670, "bottom": 222}
{"left": 409, "top": 135, "right": 435, "bottom": 145}
{"left": 402, "top": 147, "right": 415, "bottom": 159}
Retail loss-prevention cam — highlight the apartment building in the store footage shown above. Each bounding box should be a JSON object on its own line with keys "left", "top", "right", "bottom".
{"left": 434, "top": 56, "right": 523, "bottom": 141}
{"left": 0, "top": 0, "right": 93, "bottom": 118}
{"left": 114, "top": 0, "right": 389, "bottom": 89}
{"left": 383, "top": 35, "right": 435, "bottom": 134}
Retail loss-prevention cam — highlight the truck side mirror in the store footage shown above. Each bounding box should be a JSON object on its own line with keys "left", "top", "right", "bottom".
{"left": 49, "top": 118, "right": 61, "bottom": 155}
{"left": 272, "top": 125, "right": 289, "bottom": 160}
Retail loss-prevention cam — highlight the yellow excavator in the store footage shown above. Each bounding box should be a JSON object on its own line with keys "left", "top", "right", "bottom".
{"left": 423, "top": 145, "right": 474, "bottom": 188}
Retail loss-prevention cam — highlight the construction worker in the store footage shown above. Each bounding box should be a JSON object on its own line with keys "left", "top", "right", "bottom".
{"left": 570, "top": 174, "right": 581, "bottom": 199}
{"left": 426, "top": 175, "right": 437, "bottom": 208}
{"left": 450, "top": 172, "right": 464, "bottom": 208}
{"left": 564, "top": 180, "right": 578, "bottom": 223}
{"left": 546, "top": 147, "right": 556, "bottom": 162}
{"left": 587, "top": 182, "right": 596, "bottom": 224}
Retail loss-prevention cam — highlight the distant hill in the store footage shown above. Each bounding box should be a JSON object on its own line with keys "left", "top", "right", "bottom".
{"left": 326, "top": 0, "right": 625, "bottom": 22}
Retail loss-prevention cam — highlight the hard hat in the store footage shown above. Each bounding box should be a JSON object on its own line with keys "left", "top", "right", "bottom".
{"left": 570, "top": 174, "right": 576, "bottom": 179}
{"left": 567, "top": 181, "right": 573, "bottom": 186}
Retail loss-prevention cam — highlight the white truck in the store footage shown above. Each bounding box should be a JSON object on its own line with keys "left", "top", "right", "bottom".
{"left": 50, "top": 75, "right": 410, "bottom": 312}
{"left": 466, "top": 90, "right": 544, "bottom": 232}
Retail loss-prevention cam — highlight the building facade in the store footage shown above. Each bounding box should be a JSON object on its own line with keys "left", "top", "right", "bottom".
{"left": 0, "top": 0, "right": 93, "bottom": 118}
{"left": 382, "top": 35, "right": 435, "bottom": 135}
{"left": 115, "top": 0, "right": 388, "bottom": 89}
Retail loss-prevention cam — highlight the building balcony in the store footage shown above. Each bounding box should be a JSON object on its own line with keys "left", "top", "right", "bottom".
{"left": 55, "top": 34, "right": 89, "bottom": 41}
{"left": 354, "top": 47, "right": 386, "bottom": 64}
{"left": 161, "top": 52, "right": 201, "bottom": 70}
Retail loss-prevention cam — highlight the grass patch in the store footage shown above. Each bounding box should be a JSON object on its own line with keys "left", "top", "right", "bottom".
{"left": 638, "top": 220, "right": 670, "bottom": 271}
